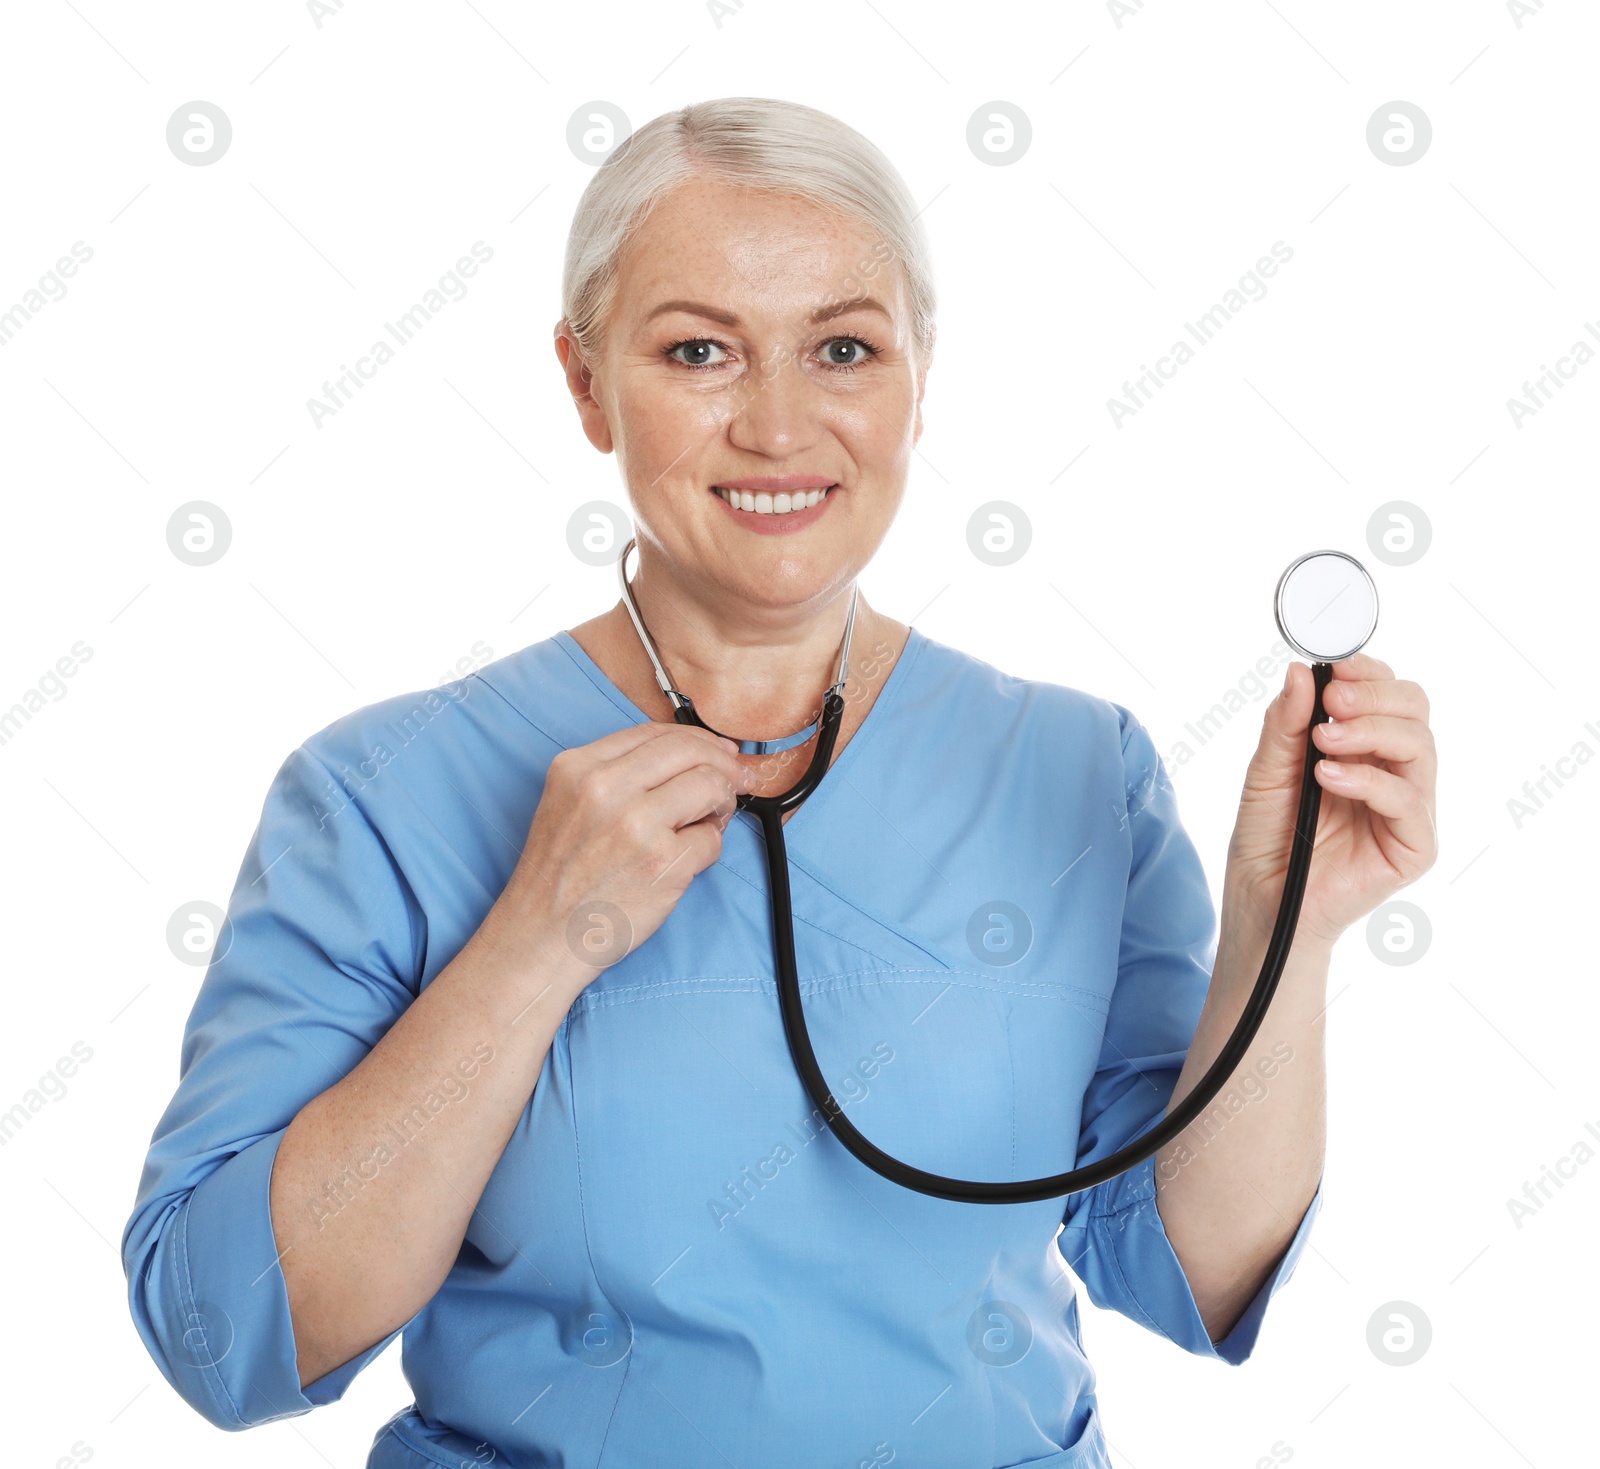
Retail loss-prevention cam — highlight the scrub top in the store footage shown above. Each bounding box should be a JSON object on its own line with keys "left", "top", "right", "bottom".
{"left": 122, "top": 623, "right": 1323, "bottom": 1469}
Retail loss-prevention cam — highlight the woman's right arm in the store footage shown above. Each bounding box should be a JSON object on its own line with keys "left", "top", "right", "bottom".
{"left": 267, "top": 722, "right": 755, "bottom": 1389}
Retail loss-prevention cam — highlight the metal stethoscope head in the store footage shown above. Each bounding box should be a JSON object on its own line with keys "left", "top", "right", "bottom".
{"left": 615, "top": 536, "right": 860, "bottom": 813}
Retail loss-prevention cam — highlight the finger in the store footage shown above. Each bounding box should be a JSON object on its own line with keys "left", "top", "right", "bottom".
{"left": 1314, "top": 712, "right": 1436, "bottom": 768}
{"left": 1328, "top": 650, "right": 1394, "bottom": 683}
{"left": 1322, "top": 673, "right": 1429, "bottom": 723}
{"left": 585, "top": 723, "right": 739, "bottom": 777}
{"left": 1314, "top": 758, "right": 1436, "bottom": 856}
{"left": 639, "top": 761, "right": 745, "bottom": 836}
{"left": 581, "top": 718, "right": 737, "bottom": 765}
{"left": 662, "top": 813, "right": 728, "bottom": 884}
{"left": 608, "top": 727, "right": 752, "bottom": 801}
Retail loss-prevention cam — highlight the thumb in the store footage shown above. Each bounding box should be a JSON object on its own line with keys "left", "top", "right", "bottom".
{"left": 1247, "top": 661, "right": 1316, "bottom": 789}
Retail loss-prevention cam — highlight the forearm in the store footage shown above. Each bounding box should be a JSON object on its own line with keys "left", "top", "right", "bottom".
{"left": 268, "top": 901, "right": 590, "bottom": 1388}
{"left": 1153, "top": 902, "right": 1332, "bottom": 1342}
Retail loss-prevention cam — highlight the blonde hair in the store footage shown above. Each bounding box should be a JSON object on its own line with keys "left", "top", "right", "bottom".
{"left": 560, "top": 97, "right": 936, "bottom": 366}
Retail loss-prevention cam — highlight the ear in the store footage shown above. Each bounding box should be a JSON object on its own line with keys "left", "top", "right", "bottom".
{"left": 911, "top": 331, "right": 933, "bottom": 447}
{"left": 554, "top": 320, "right": 614, "bottom": 455}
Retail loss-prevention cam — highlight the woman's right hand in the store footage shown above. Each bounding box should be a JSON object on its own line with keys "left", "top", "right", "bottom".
{"left": 493, "top": 723, "right": 758, "bottom": 980}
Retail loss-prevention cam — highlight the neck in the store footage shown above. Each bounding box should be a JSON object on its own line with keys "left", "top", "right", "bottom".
{"left": 615, "top": 551, "right": 869, "bottom": 741}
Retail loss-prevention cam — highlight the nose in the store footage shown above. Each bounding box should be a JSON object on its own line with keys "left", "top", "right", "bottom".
{"left": 723, "top": 345, "right": 825, "bottom": 459}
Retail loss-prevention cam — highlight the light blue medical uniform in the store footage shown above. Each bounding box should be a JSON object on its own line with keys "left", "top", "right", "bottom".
{"left": 123, "top": 624, "right": 1322, "bottom": 1469}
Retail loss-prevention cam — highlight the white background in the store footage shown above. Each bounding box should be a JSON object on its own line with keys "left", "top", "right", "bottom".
{"left": 1, "top": 1, "right": 1595, "bottom": 1465}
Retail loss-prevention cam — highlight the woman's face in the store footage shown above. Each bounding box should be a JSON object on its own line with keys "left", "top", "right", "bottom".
{"left": 558, "top": 172, "right": 928, "bottom": 614}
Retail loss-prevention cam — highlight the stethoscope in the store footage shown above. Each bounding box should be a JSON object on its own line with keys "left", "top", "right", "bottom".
{"left": 616, "top": 539, "right": 1379, "bottom": 1204}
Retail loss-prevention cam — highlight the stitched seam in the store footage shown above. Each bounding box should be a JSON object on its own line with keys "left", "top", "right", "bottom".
{"left": 474, "top": 668, "right": 591, "bottom": 755}
{"left": 1094, "top": 1196, "right": 1174, "bottom": 1346}
{"left": 553, "top": 634, "right": 653, "bottom": 724}
{"left": 573, "top": 970, "right": 1113, "bottom": 1016}
{"left": 178, "top": 1191, "right": 246, "bottom": 1427}
{"left": 569, "top": 1019, "right": 635, "bottom": 1466}
{"left": 387, "top": 1415, "right": 488, "bottom": 1468}
{"left": 1005, "top": 996, "right": 1017, "bottom": 1174}
{"left": 711, "top": 851, "right": 918, "bottom": 967}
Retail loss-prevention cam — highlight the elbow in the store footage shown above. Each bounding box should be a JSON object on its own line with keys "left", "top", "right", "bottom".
{"left": 122, "top": 1200, "right": 304, "bottom": 1433}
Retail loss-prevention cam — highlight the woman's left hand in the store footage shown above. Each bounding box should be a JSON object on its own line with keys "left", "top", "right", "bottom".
{"left": 1222, "top": 652, "right": 1439, "bottom": 952}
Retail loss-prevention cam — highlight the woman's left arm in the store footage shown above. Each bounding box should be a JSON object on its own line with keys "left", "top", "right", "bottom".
{"left": 1156, "top": 652, "right": 1439, "bottom": 1341}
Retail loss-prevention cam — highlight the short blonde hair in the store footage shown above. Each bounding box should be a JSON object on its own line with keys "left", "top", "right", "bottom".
{"left": 560, "top": 97, "right": 936, "bottom": 365}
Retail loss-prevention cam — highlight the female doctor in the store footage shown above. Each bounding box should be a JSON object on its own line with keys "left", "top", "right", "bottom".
{"left": 123, "top": 97, "right": 1438, "bottom": 1468}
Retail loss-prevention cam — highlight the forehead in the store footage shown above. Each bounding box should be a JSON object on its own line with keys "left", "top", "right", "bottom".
{"left": 614, "top": 173, "right": 902, "bottom": 324}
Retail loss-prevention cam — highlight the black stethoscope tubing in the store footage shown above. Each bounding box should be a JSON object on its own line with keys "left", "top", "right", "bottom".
{"left": 618, "top": 540, "right": 1334, "bottom": 1204}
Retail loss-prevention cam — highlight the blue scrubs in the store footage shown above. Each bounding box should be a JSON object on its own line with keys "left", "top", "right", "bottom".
{"left": 122, "top": 624, "right": 1322, "bottom": 1469}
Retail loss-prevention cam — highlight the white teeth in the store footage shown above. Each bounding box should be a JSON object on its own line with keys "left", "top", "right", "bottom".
{"left": 715, "top": 486, "right": 830, "bottom": 515}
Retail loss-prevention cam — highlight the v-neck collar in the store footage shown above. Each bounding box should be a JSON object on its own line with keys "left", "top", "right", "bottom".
{"left": 550, "top": 622, "right": 928, "bottom": 846}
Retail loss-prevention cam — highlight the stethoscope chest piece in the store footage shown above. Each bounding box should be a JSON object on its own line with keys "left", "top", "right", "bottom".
{"left": 1274, "top": 549, "right": 1379, "bottom": 662}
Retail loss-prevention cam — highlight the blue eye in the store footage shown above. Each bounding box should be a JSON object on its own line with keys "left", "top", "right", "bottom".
{"left": 821, "top": 337, "right": 877, "bottom": 369}
{"left": 662, "top": 334, "right": 883, "bottom": 373}
{"left": 667, "top": 338, "right": 730, "bottom": 369}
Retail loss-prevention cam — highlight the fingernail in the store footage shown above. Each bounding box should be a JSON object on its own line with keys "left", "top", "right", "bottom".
{"left": 1282, "top": 664, "right": 1293, "bottom": 696}
{"left": 1320, "top": 761, "right": 1344, "bottom": 777}
{"left": 719, "top": 736, "right": 739, "bottom": 752}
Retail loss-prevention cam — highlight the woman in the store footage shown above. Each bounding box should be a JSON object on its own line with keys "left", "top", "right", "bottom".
{"left": 122, "top": 98, "right": 1438, "bottom": 1468}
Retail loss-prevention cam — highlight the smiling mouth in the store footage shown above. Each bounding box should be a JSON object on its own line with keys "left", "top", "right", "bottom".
{"left": 711, "top": 485, "right": 835, "bottom": 515}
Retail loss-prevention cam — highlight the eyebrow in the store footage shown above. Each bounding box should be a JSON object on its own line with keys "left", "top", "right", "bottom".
{"left": 644, "top": 297, "right": 893, "bottom": 328}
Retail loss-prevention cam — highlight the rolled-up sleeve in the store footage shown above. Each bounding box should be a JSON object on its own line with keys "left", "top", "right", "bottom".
{"left": 1057, "top": 709, "right": 1322, "bottom": 1365}
{"left": 121, "top": 741, "right": 423, "bottom": 1428}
